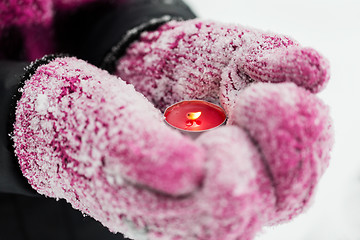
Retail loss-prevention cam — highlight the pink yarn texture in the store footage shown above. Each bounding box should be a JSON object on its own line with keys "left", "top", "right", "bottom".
{"left": 117, "top": 19, "right": 330, "bottom": 114}
{"left": 13, "top": 20, "right": 333, "bottom": 240}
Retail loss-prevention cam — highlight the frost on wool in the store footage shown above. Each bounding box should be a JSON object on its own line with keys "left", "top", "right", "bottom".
{"left": 11, "top": 19, "right": 333, "bottom": 238}
{"left": 228, "top": 82, "right": 334, "bottom": 224}
{"left": 35, "top": 94, "right": 50, "bottom": 114}
{"left": 116, "top": 19, "right": 330, "bottom": 114}
{"left": 12, "top": 57, "right": 274, "bottom": 240}
{"left": 13, "top": 56, "right": 207, "bottom": 197}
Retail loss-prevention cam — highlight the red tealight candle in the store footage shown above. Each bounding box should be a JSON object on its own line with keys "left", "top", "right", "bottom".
{"left": 164, "top": 100, "right": 227, "bottom": 137}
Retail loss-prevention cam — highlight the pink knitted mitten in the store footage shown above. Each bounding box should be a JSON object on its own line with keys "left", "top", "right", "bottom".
{"left": 117, "top": 19, "right": 330, "bottom": 113}
{"left": 12, "top": 56, "right": 272, "bottom": 240}
{"left": 13, "top": 56, "right": 205, "bottom": 198}
{"left": 13, "top": 20, "right": 333, "bottom": 240}
{"left": 115, "top": 18, "right": 333, "bottom": 229}
{"left": 228, "top": 82, "right": 333, "bottom": 224}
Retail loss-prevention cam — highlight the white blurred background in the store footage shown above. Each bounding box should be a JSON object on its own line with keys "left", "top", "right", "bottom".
{"left": 185, "top": 0, "right": 360, "bottom": 239}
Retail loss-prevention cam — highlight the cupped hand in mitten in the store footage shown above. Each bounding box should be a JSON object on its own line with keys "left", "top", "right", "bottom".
{"left": 13, "top": 56, "right": 206, "bottom": 199}
{"left": 13, "top": 18, "right": 333, "bottom": 239}
{"left": 13, "top": 56, "right": 333, "bottom": 240}
{"left": 116, "top": 18, "right": 333, "bottom": 224}
{"left": 12, "top": 56, "right": 274, "bottom": 240}
{"left": 116, "top": 19, "right": 330, "bottom": 112}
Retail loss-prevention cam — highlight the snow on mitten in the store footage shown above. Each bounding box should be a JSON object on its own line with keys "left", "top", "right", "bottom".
{"left": 115, "top": 18, "right": 333, "bottom": 226}
{"left": 228, "top": 82, "right": 333, "bottom": 224}
{"left": 10, "top": 57, "right": 333, "bottom": 239}
{"left": 116, "top": 19, "right": 330, "bottom": 112}
{"left": 10, "top": 56, "right": 278, "bottom": 240}
{"left": 12, "top": 55, "right": 205, "bottom": 198}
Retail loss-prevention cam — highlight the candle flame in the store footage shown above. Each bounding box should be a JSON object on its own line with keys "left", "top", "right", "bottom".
{"left": 186, "top": 112, "right": 202, "bottom": 120}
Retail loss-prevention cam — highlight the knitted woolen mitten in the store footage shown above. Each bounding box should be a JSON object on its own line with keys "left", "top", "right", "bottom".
{"left": 11, "top": 56, "right": 276, "bottom": 240}
{"left": 12, "top": 56, "right": 206, "bottom": 198}
{"left": 116, "top": 19, "right": 330, "bottom": 114}
{"left": 115, "top": 18, "right": 333, "bottom": 225}
{"left": 13, "top": 54, "right": 332, "bottom": 240}
{"left": 12, "top": 56, "right": 333, "bottom": 240}
{"left": 228, "top": 82, "right": 333, "bottom": 224}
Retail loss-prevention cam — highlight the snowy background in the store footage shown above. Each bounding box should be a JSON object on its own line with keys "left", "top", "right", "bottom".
{"left": 185, "top": 0, "right": 360, "bottom": 239}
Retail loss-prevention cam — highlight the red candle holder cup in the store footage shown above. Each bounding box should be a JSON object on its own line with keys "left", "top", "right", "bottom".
{"left": 164, "top": 100, "right": 227, "bottom": 139}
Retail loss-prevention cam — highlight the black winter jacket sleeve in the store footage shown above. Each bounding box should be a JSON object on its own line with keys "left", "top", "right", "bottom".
{"left": 0, "top": 61, "right": 37, "bottom": 196}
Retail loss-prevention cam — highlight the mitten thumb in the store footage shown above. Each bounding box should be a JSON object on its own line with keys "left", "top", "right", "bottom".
{"left": 13, "top": 56, "right": 205, "bottom": 197}
{"left": 228, "top": 82, "right": 333, "bottom": 223}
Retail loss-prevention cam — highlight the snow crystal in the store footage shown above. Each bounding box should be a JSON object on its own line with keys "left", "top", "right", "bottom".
{"left": 35, "top": 94, "right": 49, "bottom": 114}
